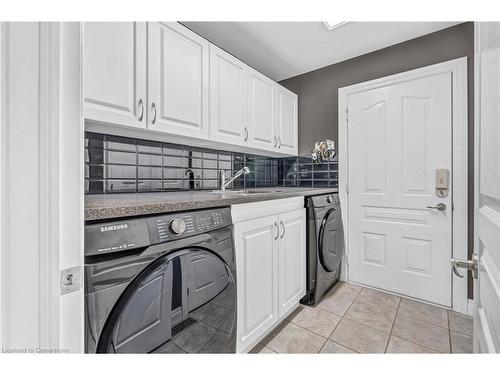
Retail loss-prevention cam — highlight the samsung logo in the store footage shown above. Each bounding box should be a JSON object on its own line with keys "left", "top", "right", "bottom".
{"left": 100, "top": 224, "right": 128, "bottom": 232}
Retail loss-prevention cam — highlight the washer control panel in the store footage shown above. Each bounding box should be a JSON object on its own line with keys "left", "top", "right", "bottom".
{"left": 169, "top": 218, "right": 187, "bottom": 235}
{"left": 85, "top": 218, "right": 150, "bottom": 257}
{"left": 147, "top": 207, "right": 231, "bottom": 245}
{"left": 85, "top": 207, "right": 232, "bottom": 256}
{"left": 148, "top": 213, "right": 196, "bottom": 243}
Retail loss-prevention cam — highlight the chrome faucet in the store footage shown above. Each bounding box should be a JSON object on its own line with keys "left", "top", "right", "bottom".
{"left": 220, "top": 166, "right": 250, "bottom": 191}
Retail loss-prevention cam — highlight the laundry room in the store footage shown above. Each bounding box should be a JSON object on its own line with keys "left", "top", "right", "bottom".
{"left": 1, "top": 1, "right": 500, "bottom": 374}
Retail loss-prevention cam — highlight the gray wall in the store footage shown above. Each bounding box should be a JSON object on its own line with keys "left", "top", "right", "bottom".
{"left": 280, "top": 22, "right": 475, "bottom": 297}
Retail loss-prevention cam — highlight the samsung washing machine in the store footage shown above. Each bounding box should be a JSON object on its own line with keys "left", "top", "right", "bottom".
{"left": 84, "top": 207, "right": 236, "bottom": 353}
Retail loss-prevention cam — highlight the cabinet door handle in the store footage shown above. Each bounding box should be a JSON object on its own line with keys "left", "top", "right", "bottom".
{"left": 244, "top": 126, "right": 248, "bottom": 142}
{"left": 278, "top": 136, "right": 282, "bottom": 149}
{"left": 274, "top": 222, "right": 279, "bottom": 240}
{"left": 280, "top": 221, "right": 285, "bottom": 239}
{"left": 151, "top": 102, "right": 157, "bottom": 124}
{"left": 137, "top": 98, "right": 144, "bottom": 122}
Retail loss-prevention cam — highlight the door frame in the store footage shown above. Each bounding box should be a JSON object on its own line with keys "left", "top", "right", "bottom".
{"left": 338, "top": 57, "right": 469, "bottom": 314}
{"left": 0, "top": 22, "right": 83, "bottom": 351}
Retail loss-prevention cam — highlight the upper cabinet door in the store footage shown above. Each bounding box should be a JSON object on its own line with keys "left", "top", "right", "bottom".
{"left": 148, "top": 22, "right": 209, "bottom": 139}
{"left": 276, "top": 86, "right": 298, "bottom": 155}
{"left": 209, "top": 44, "right": 247, "bottom": 146}
{"left": 247, "top": 69, "right": 277, "bottom": 151}
{"left": 84, "top": 22, "right": 147, "bottom": 128}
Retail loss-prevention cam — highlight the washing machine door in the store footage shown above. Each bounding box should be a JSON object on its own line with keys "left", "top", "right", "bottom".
{"left": 317, "top": 206, "right": 344, "bottom": 277}
{"left": 96, "top": 248, "right": 236, "bottom": 353}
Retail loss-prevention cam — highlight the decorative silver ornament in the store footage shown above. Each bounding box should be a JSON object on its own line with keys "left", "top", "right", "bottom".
{"left": 311, "top": 139, "right": 336, "bottom": 164}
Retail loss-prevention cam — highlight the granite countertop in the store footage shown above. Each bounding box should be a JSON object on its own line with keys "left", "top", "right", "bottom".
{"left": 85, "top": 187, "right": 338, "bottom": 221}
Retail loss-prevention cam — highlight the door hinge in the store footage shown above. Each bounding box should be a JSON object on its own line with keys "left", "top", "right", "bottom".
{"left": 345, "top": 108, "right": 349, "bottom": 123}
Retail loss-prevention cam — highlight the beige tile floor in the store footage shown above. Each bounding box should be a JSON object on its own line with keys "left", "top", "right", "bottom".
{"left": 250, "top": 282, "right": 473, "bottom": 354}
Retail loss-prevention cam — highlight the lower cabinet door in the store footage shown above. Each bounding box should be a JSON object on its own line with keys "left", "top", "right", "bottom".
{"left": 233, "top": 214, "right": 279, "bottom": 352}
{"left": 278, "top": 209, "right": 306, "bottom": 318}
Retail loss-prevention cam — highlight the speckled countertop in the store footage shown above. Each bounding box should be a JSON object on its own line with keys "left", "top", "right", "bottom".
{"left": 85, "top": 187, "right": 338, "bottom": 221}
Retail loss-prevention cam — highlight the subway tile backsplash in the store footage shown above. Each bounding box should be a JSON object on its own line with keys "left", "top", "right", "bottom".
{"left": 85, "top": 132, "right": 338, "bottom": 194}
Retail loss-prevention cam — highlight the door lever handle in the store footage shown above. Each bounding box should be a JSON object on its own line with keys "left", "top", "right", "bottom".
{"left": 427, "top": 203, "right": 446, "bottom": 211}
{"left": 451, "top": 256, "right": 478, "bottom": 279}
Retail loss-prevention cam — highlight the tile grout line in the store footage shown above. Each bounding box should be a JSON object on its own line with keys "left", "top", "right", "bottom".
{"left": 349, "top": 290, "right": 445, "bottom": 353}
{"left": 397, "top": 309, "right": 450, "bottom": 330}
{"left": 330, "top": 288, "right": 395, "bottom": 337}
{"left": 390, "top": 310, "right": 450, "bottom": 353}
{"left": 325, "top": 286, "right": 364, "bottom": 353}
{"left": 384, "top": 296, "right": 402, "bottom": 353}
{"left": 285, "top": 321, "right": 331, "bottom": 352}
{"left": 268, "top": 285, "right": 362, "bottom": 353}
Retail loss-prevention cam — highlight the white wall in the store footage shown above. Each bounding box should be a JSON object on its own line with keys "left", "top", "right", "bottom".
{"left": 0, "top": 22, "right": 83, "bottom": 353}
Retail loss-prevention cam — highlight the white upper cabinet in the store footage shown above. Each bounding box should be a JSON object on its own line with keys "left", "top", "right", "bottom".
{"left": 84, "top": 22, "right": 147, "bottom": 129}
{"left": 247, "top": 69, "right": 277, "bottom": 151}
{"left": 276, "top": 86, "right": 298, "bottom": 155}
{"left": 148, "top": 22, "right": 209, "bottom": 139}
{"left": 84, "top": 22, "right": 298, "bottom": 156}
{"left": 209, "top": 44, "right": 248, "bottom": 146}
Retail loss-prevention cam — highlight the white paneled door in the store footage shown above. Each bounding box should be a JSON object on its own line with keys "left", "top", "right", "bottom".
{"left": 347, "top": 72, "right": 453, "bottom": 306}
{"left": 474, "top": 22, "right": 500, "bottom": 353}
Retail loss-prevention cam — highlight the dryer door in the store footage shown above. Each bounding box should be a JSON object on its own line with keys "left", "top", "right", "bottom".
{"left": 318, "top": 206, "right": 344, "bottom": 277}
{"left": 97, "top": 248, "right": 236, "bottom": 353}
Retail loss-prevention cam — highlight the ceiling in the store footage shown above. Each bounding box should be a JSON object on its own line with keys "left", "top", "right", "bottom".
{"left": 182, "top": 22, "right": 461, "bottom": 81}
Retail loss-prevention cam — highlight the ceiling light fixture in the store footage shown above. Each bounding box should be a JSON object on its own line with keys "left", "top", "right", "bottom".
{"left": 323, "top": 21, "right": 348, "bottom": 31}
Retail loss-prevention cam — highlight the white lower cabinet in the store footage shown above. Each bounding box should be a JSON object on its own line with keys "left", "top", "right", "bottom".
{"left": 232, "top": 198, "right": 306, "bottom": 353}
{"left": 278, "top": 209, "right": 306, "bottom": 318}
{"left": 233, "top": 214, "right": 279, "bottom": 353}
